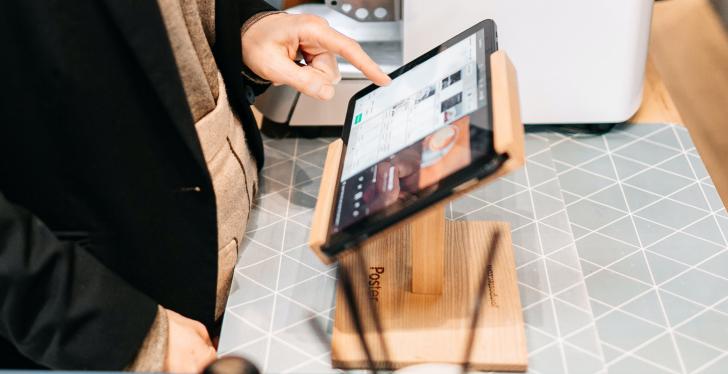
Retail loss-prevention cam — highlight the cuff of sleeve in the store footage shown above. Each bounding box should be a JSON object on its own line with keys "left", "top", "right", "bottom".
{"left": 240, "top": 11, "right": 286, "bottom": 85}
{"left": 126, "top": 305, "right": 169, "bottom": 372}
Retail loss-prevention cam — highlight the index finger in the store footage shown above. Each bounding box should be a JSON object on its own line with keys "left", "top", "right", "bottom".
{"left": 316, "top": 27, "right": 391, "bottom": 86}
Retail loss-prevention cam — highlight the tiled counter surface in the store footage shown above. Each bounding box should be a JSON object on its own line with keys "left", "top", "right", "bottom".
{"left": 219, "top": 124, "right": 728, "bottom": 374}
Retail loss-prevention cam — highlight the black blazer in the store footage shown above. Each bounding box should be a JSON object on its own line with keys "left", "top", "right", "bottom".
{"left": 0, "top": 0, "right": 274, "bottom": 369}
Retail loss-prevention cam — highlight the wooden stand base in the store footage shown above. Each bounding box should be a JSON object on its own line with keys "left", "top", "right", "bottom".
{"left": 332, "top": 220, "right": 527, "bottom": 371}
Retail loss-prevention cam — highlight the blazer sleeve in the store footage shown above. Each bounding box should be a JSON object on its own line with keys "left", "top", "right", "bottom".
{"left": 0, "top": 192, "right": 159, "bottom": 370}
{"left": 236, "top": 0, "right": 277, "bottom": 93}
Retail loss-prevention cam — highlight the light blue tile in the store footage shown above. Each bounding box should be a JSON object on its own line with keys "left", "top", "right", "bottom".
{"left": 567, "top": 199, "right": 626, "bottom": 231}
{"left": 656, "top": 154, "right": 696, "bottom": 179}
{"left": 551, "top": 140, "right": 606, "bottom": 166}
{"left": 658, "top": 290, "right": 705, "bottom": 326}
{"left": 645, "top": 128, "right": 682, "bottom": 150}
{"left": 621, "top": 290, "right": 667, "bottom": 326}
{"left": 589, "top": 185, "right": 628, "bottom": 213}
{"left": 565, "top": 324, "right": 603, "bottom": 356}
{"left": 282, "top": 221, "right": 310, "bottom": 251}
{"left": 615, "top": 139, "right": 681, "bottom": 166}
{"left": 238, "top": 256, "right": 280, "bottom": 291}
{"left": 607, "top": 355, "right": 671, "bottom": 374}
{"left": 247, "top": 220, "right": 286, "bottom": 250}
{"left": 262, "top": 159, "right": 295, "bottom": 185}
{"left": 292, "top": 160, "right": 323, "bottom": 187}
{"left": 586, "top": 269, "right": 650, "bottom": 307}
{"left": 577, "top": 232, "right": 638, "bottom": 268}
{"left": 227, "top": 274, "right": 275, "bottom": 307}
{"left": 221, "top": 337, "right": 268, "bottom": 370}
{"left": 677, "top": 310, "right": 728, "bottom": 351}
{"left": 265, "top": 137, "right": 298, "bottom": 156}
{"left": 608, "top": 252, "right": 653, "bottom": 284}
{"left": 674, "top": 334, "right": 722, "bottom": 373}
{"left": 554, "top": 299, "right": 594, "bottom": 336}
{"left": 518, "top": 259, "right": 550, "bottom": 293}
{"left": 272, "top": 295, "right": 317, "bottom": 332}
{"left": 492, "top": 190, "right": 535, "bottom": 219}
{"left": 219, "top": 312, "right": 267, "bottom": 351}
{"left": 648, "top": 232, "right": 722, "bottom": 266}
{"left": 527, "top": 161, "right": 559, "bottom": 187}
{"left": 511, "top": 222, "right": 542, "bottom": 253}
{"left": 277, "top": 256, "right": 319, "bottom": 291}
{"left": 682, "top": 216, "right": 726, "bottom": 246}
{"left": 669, "top": 183, "right": 711, "bottom": 211}
{"left": 634, "top": 199, "right": 707, "bottom": 231}
{"left": 529, "top": 343, "right": 566, "bottom": 374}
{"left": 624, "top": 167, "right": 694, "bottom": 197}
{"left": 703, "top": 183, "right": 726, "bottom": 212}
{"left": 688, "top": 154, "right": 709, "bottom": 180}
{"left": 238, "top": 240, "right": 279, "bottom": 267}
{"left": 622, "top": 185, "right": 662, "bottom": 213}
{"left": 581, "top": 155, "right": 617, "bottom": 180}
{"left": 525, "top": 326, "right": 556, "bottom": 352}
{"left": 279, "top": 275, "right": 336, "bottom": 313}
{"left": 662, "top": 269, "right": 728, "bottom": 306}
{"left": 555, "top": 283, "right": 591, "bottom": 311}
{"left": 275, "top": 320, "right": 330, "bottom": 358}
{"left": 247, "top": 207, "right": 284, "bottom": 232}
{"left": 295, "top": 138, "right": 330, "bottom": 157}
{"left": 612, "top": 155, "right": 648, "bottom": 180}
{"left": 634, "top": 333, "right": 681, "bottom": 372}
{"left": 559, "top": 167, "right": 615, "bottom": 197}
{"left": 469, "top": 178, "right": 526, "bottom": 203}
{"left": 596, "top": 310, "right": 662, "bottom": 351}
{"left": 564, "top": 344, "right": 604, "bottom": 374}
{"left": 533, "top": 191, "right": 566, "bottom": 220}
{"left": 597, "top": 216, "right": 640, "bottom": 248}
{"left": 230, "top": 295, "right": 275, "bottom": 331}
{"left": 546, "top": 259, "right": 584, "bottom": 293}
{"left": 523, "top": 299, "right": 559, "bottom": 337}
{"left": 297, "top": 147, "right": 328, "bottom": 167}
{"left": 265, "top": 338, "right": 314, "bottom": 373}
{"left": 534, "top": 179, "right": 565, "bottom": 200}
{"left": 698, "top": 354, "right": 728, "bottom": 374}
{"left": 539, "top": 223, "right": 574, "bottom": 255}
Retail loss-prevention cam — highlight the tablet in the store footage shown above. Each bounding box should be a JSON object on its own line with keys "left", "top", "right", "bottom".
{"left": 323, "top": 20, "right": 506, "bottom": 256}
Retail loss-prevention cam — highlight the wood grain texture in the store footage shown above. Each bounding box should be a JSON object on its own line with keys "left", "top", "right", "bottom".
{"left": 649, "top": 0, "right": 728, "bottom": 208}
{"left": 410, "top": 205, "right": 446, "bottom": 295}
{"left": 308, "top": 139, "right": 343, "bottom": 264}
{"left": 491, "top": 51, "right": 525, "bottom": 170}
{"left": 629, "top": 56, "right": 684, "bottom": 125}
{"left": 333, "top": 221, "right": 527, "bottom": 371}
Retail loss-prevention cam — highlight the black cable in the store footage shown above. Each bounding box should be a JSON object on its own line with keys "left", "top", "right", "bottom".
{"left": 337, "top": 258, "right": 379, "bottom": 373}
{"left": 461, "top": 230, "right": 501, "bottom": 373}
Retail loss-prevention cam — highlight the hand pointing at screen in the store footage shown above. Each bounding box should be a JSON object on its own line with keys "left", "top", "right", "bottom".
{"left": 242, "top": 13, "right": 391, "bottom": 101}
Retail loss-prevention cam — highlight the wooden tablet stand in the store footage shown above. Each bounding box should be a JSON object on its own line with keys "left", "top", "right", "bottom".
{"left": 308, "top": 51, "right": 528, "bottom": 371}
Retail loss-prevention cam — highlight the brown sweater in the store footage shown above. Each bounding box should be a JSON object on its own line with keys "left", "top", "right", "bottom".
{"left": 128, "top": 0, "right": 267, "bottom": 370}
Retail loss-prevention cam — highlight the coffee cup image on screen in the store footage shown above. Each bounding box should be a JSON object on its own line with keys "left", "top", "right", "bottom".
{"left": 332, "top": 29, "right": 494, "bottom": 235}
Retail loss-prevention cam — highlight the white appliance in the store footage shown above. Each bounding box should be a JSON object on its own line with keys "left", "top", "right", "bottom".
{"left": 255, "top": 0, "right": 654, "bottom": 126}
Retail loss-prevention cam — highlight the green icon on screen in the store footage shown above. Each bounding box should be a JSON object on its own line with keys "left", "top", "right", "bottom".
{"left": 354, "top": 113, "right": 363, "bottom": 125}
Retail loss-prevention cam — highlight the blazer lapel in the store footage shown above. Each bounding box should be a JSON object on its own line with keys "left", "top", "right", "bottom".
{"left": 101, "top": 0, "right": 206, "bottom": 169}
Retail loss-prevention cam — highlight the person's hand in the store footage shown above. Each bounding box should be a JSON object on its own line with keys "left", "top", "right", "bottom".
{"left": 165, "top": 309, "right": 217, "bottom": 373}
{"left": 242, "top": 12, "right": 391, "bottom": 100}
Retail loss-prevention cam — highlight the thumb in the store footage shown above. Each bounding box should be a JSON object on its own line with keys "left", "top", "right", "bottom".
{"left": 270, "top": 58, "right": 336, "bottom": 101}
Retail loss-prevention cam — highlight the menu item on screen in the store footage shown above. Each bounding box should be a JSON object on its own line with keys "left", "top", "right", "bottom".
{"left": 332, "top": 29, "right": 493, "bottom": 234}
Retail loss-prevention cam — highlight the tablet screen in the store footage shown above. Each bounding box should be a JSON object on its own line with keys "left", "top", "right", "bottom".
{"left": 332, "top": 28, "right": 494, "bottom": 235}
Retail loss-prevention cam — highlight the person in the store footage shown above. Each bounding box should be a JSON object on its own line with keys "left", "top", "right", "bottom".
{"left": 0, "top": 0, "right": 390, "bottom": 371}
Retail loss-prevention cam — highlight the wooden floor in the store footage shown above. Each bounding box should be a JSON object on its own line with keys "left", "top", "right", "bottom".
{"left": 650, "top": 0, "right": 728, "bottom": 206}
